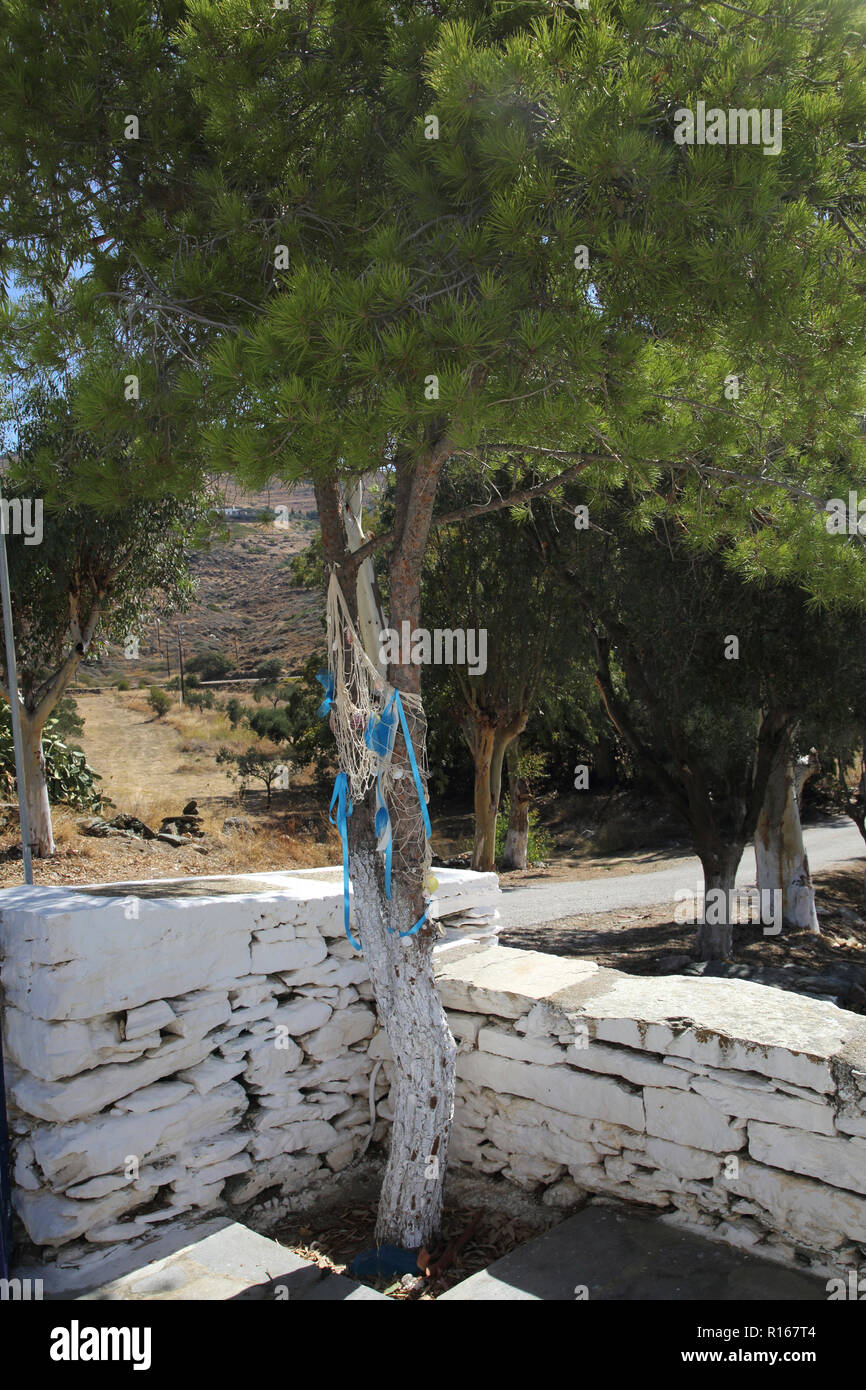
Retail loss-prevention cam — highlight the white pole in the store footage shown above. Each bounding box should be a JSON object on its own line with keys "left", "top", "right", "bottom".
{"left": 0, "top": 497, "right": 33, "bottom": 884}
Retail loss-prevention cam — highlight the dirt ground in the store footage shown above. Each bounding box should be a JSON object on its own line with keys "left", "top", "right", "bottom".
{"left": 501, "top": 862, "right": 866, "bottom": 1010}
{"left": 261, "top": 1164, "right": 561, "bottom": 1300}
{"left": 270, "top": 1199, "right": 550, "bottom": 1299}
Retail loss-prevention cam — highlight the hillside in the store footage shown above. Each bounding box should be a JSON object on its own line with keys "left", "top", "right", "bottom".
{"left": 76, "top": 481, "right": 325, "bottom": 687}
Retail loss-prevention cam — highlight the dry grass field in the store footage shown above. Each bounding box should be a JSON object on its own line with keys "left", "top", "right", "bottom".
{"left": 0, "top": 687, "right": 340, "bottom": 887}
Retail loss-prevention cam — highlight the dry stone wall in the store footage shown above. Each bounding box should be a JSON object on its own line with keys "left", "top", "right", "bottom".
{"left": 0, "top": 873, "right": 393, "bottom": 1253}
{"left": 428, "top": 945, "right": 866, "bottom": 1276}
{"left": 2, "top": 873, "right": 865, "bottom": 1280}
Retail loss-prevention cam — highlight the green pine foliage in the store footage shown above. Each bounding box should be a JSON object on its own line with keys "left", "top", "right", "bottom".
{"left": 1, "top": 1, "right": 865, "bottom": 606}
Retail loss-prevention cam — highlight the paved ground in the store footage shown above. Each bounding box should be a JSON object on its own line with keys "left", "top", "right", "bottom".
{"left": 498, "top": 819, "right": 865, "bottom": 930}
{"left": 78, "top": 1223, "right": 387, "bottom": 1302}
{"left": 439, "top": 1205, "right": 827, "bottom": 1301}
{"left": 21, "top": 1208, "right": 831, "bottom": 1303}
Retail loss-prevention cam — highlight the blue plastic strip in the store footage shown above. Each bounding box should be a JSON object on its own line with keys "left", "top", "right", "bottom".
{"left": 374, "top": 771, "right": 393, "bottom": 900}
{"left": 396, "top": 906, "right": 428, "bottom": 938}
{"left": 393, "top": 691, "right": 432, "bottom": 838}
{"left": 364, "top": 691, "right": 397, "bottom": 758}
{"left": 328, "top": 772, "right": 361, "bottom": 951}
{"left": 320, "top": 676, "right": 433, "bottom": 944}
{"left": 316, "top": 670, "right": 335, "bottom": 719}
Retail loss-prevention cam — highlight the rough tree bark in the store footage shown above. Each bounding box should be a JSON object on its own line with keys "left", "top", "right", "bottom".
{"left": 316, "top": 457, "right": 456, "bottom": 1249}
{"left": 19, "top": 709, "right": 54, "bottom": 857}
{"left": 755, "top": 743, "right": 820, "bottom": 933}
{"left": 465, "top": 710, "right": 527, "bottom": 872}
{"left": 470, "top": 721, "right": 497, "bottom": 872}
{"left": 501, "top": 742, "right": 532, "bottom": 871}
{"left": 694, "top": 841, "right": 745, "bottom": 960}
{"left": 1, "top": 602, "right": 101, "bottom": 859}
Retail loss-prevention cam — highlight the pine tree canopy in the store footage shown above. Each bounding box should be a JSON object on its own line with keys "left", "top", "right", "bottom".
{"left": 2, "top": 1, "right": 866, "bottom": 602}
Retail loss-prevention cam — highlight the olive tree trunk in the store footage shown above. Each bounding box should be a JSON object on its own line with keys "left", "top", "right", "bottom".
{"left": 2, "top": 608, "right": 98, "bottom": 860}
{"left": 19, "top": 709, "right": 54, "bottom": 858}
{"left": 501, "top": 742, "right": 532, "bottom": 871}
{"left": 755, "top": 746, "right": 820, "bottom": 933}
{"left": 468, "top": 713, "right": 527, "bottom": 872}
{"left": 695, "top": 843, "right": 744, "bottom": 960}
{"left": 471, "top": 722, "right": 497, "bottom": 871}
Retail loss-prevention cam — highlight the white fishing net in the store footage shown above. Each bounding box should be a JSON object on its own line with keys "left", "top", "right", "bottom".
{"left": 325, "top": 571, "right": 432, "bottom": 883}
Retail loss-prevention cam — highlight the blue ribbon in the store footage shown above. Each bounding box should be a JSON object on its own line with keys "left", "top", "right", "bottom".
{"left": 328, "top": 772, "right": 361, "bottom": 950}
{"left": 364, "top": 692, "right": 397, "bottom": 759}
{"left": 365, "top": 693, "right": 398, "bottom": 901}
{"left": 374, "top": 774, "right": 393, "bottom": 900}
{"left": 393, "top": 690, "right": 431, "bottom": 839}
{"left": 396, "top": 906, "right": 428, "bottom": 938}
{"left": 316, "top": 670, "right": 335, "bottom": 719}
{"left": 320, "top": 674, "right": 433, "bottom": 945}
{"left": 385, "top": 691, "right": 432, "bottom": 937}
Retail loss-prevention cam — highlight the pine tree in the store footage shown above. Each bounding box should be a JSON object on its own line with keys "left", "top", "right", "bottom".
{"left": 3, "top": 0, "right": 866, "bottom": 1245}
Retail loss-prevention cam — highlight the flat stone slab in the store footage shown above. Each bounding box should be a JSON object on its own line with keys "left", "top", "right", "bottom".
{"left": 439, "top": 1205, "right": 827, "bottom": 1301}
{"left": 78, "top": 1222, "right": 387, "bottom": 1302}
{"left": 436, "top": 945, "right": 599, "bottom": 1019}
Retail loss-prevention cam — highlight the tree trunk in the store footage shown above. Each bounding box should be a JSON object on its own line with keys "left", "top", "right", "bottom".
{"left": 593, "top": 733, "right": 617, "bottom": 790}
{"left": 471, "top": 723, "right": 497, "bottom": 871}
{"left": 469, "top": 716, "right": 526, "bottom": 872}
{"left": 349, "top": 802, "right": 455, "bottom": 1248}
{"left": 315, "top": 455, "right": 456, "bottom": 1250}
{"left": 695, "top": 844, "right": 743, "bottom": 961}
{"left": 20, "top": 711, "right": 54, "bottom": 857}
{"left": 502, "top": 743, "right": 531, "bottom": 870}
{"left": 755, "top": 746, "right": 820, "bottom": 933}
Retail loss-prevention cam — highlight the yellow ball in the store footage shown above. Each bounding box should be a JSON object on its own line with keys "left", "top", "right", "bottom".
{"left": 426, "top": 874, "right": 439, "bottom": 893}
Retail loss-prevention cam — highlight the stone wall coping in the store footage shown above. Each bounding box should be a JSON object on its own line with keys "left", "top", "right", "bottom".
{"left": 435, "top": 944, "right": 866, "bottom": 1069}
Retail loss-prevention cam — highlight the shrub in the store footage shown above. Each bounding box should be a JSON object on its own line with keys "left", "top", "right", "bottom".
{"left": 186, "top": 649, "right": 232, "bottom": 682}
{"left": 494, "top": 795, "right": 553, "bottom": 866}
{"left": 116, "top": 677, "right": 130, "bottom": 691}
{"left": 186, "top": 688, "right": 215, "bottom": 711}
{"left": 0, "top": 705, "right": 103, "bottom": 810}
{"left": 148, "top": 686, "right": 172, "bottom": 718}
{"left": 226, "top": 696, "right": 247, "bottom": 728}
{"left": 51, "top": 696, "right": 85, "bottom": 744}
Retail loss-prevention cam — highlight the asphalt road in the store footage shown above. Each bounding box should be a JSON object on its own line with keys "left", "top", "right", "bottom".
{"left": 497, "top": 818, "right": 866, "bottom": 930}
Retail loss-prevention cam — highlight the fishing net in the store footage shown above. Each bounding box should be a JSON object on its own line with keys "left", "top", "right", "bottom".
{"left": 324, "top": 572, "right": 432, "bottom": 883}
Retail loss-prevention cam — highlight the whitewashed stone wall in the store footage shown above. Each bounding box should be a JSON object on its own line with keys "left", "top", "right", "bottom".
{"left": 0, "top": 869, "right": 497, "bottom": 1259}
{"left": 2, "top": 874, "right": 866, "bottom": 1277}
{"left": 427, "top": 946, "right": 866, "bottom": 1275}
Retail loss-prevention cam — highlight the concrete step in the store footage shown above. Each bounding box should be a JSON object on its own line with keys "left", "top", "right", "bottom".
{"left": 78, "top": 1222, "right": 388, "bottom": 1302}
{"left": 439, "top": 1204, "right": 828, "bottom": 1301}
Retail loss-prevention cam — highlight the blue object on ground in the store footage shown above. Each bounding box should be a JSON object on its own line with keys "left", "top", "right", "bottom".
{"left": 349, "top": 1245, "right": 420, "bottom": 1280}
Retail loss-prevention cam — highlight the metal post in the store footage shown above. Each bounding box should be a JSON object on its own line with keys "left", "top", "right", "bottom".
{"left": 0, "top": 1034, "right": 12, "bottom": 1280}
{"left": 0, "top": 495, "right": 29, "bottom": 1279}
{"left": 0, "top": 503, "right": 33, "bottom": 885}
